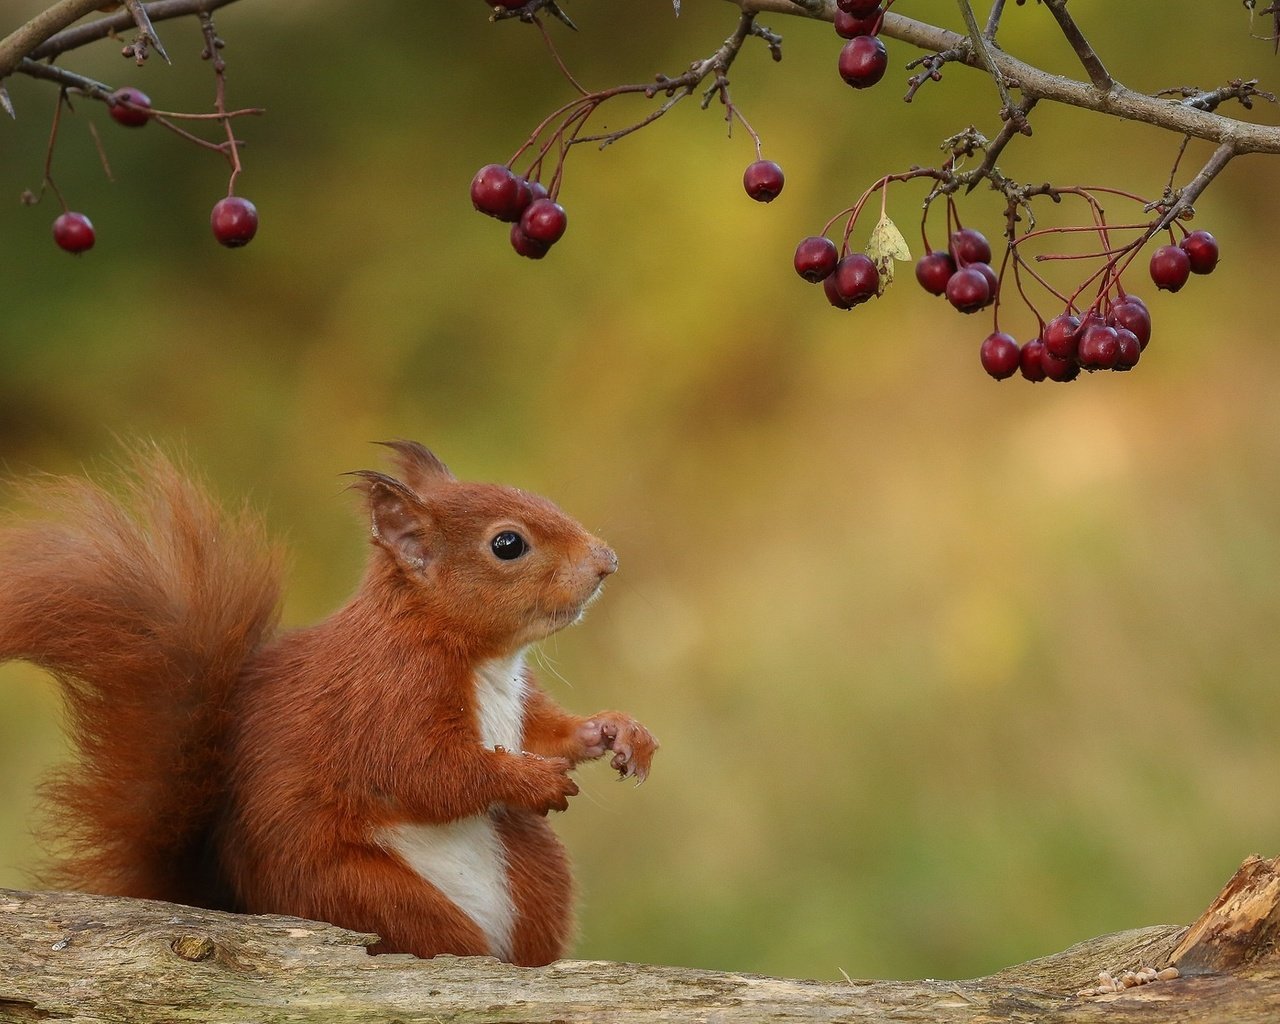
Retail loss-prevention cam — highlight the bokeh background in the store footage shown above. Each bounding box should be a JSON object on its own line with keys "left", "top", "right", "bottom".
{"left": 1, "top": 0, "right": 1278, "bottom": 983}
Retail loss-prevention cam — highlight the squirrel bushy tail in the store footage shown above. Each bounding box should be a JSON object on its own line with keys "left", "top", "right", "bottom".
{"left": 0, "top": 447, "right": 282, "bottom": 907}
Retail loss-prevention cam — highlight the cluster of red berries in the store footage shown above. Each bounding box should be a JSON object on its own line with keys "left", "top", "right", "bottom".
{"left": 470, "top": 163, "right": 568, "bottom": 259}
{"left": 914, "top": 228, "right": 999, "bottom": 314}
{"left": 792, "top": 235, "right": 881, "bottom": 308}
{"left": 938, "top": 226, "right": 1217, "bottom": 383}
{"left": 1149, "top": 229, "right": 1219, "bottom": 292}
{"left": 977, "top": 297, "right": 1152, "bottom": 383}
{"left": 835, "top": 0, "right": 889, "bottom": 90}
{"left": 51, "top": 86, "right": 258, "bottom": 253}
{"left": 790, "top": 225, "right": 1001, "bottom": 315}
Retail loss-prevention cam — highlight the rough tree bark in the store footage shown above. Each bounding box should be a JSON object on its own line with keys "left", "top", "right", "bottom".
{"left": 1, "top": 855, "right": 1278, "bottom": 1023}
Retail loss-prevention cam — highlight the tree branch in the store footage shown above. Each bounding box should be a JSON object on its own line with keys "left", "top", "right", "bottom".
{"left": 0, "top": 0, "right": 104, "bottom": 80}
{"left": 26, "top": 0, "right": 243, "bottom": 64}
{"left": 732, "top": 0, "right": 1280, "bottom": 155}
{"left": 5, "top": 856, "right": 1280, "bottom": 1022}
{"left": 16, "top": 56, "right": 110, "bottom": 98}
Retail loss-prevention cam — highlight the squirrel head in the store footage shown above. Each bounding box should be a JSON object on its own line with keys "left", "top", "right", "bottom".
{"left": 350, "top": 441, "right": 617, "bottom": 655}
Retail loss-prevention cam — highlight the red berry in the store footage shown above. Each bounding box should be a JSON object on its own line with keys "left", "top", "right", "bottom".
{"left": 470, "top": 163, "right": 526, "bottom": 222}
{"left": 1019, "top": 338, "right": 1047, "bottom": 382}
{"left": 52, "top": 211, "right": 95, "bottom": 253}
{"left": 837, "top": 0, "right": 880, "bottom": 13}
{"left": 512, "top": 176, "right": 532, "bottom": 211}
{"left": 794, "top": 236, "right": 839, "bottom": 283}
{"left": 1077, "top": 323, "right": 1119, "bottom": 371}
{"left": 1040, "top": 347, "right": 1081, "bottom": 383}
{"left": 838, "top": 36, "right": 888, "bottom": 89}
{"left": 520, "top": 198, "right": 567, "bottom": 245}
{"left": 970, "top": 262, "right": 998, "bottom": 308}
{"left": 949, "top": 228, "right": 992, "bottom": 266}
{"left": 834, "top": 7, "right": 882, "bottom": 37}
{"left": 527, "top": 180, "right": 549, "bottom": 204}
{"left": 979, "top": 332, "right": 1020, "bottom": 380}
{"left": 108, "top": 87, "right": 151, "bottom": 128}
{"left": 510, "top": 223, "right": 549, "bottom": 260}
{"left": 1107, "top": 299, "right": 1151, "bottom": 351}
{"left": 827, "top": 253, "right": 880, "bottom": 307}
{"left": 1181, "top": 230, "right": 1219, "bottom": 275}
{"left": 914, "top": 251, "right": 955, "bottom": 296}
{"left": 210, "top": 196, "right": 258, "bottom": 248}
{"left": 743, "top": 160, "right": 785, "bottom": 203}
{"left": 1113, "top": 328, "right": 1141, "bottom": 371}
{"left": 1042, "top": 313, "right": 1081, "bottom": 360}
{"left": 1149, "top": 244, "right": 1191, "bottom": 292}
{"left": 824, "top": 272, "right": 853, "bottom": 309}
{"left": 945, "top": 267, "right": 990, "bottom": 314}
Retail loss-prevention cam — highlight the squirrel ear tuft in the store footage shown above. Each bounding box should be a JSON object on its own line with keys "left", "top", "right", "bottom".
{"left": 348, "top": 471, "right": 434, "bottom": 571}
{"left": 375, "top": 440, "right": 455, "bottom": 497}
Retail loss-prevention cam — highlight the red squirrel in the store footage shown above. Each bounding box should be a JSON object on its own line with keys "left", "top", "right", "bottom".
{"left": 0, "top": 440, "right": 656, "bottom": 967}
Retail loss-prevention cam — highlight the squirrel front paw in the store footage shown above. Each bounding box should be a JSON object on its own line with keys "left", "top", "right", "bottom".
{"left": 509, "top": 752, "right": 579, "bottom": 815}
{"left": 578, "top": 712, "right": 658, "bottom": 783}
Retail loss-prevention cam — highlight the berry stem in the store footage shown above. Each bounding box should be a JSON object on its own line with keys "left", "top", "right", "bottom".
{"left": 1009, "top": 244, "right": 1074, "bottom": 310}
{"left": 37, "top": 86, "right": 68, "bottom": 211}
{"left": 919, "top": 205, "right": 934, "bottom": 254}
{"left": 85, "top": 118, "right": 113, "bottom": 183}
{"left": 531, "top": 13, "right": 588, "bottom": 96}
{"left": 1008, "top": 245, "right": 1046, "bottom": 331}
{"left": 989, "top": 240, "right": 1013, "bottom": 331}
{"left": 728, "top": 102, "right": 764, "bottom": 161}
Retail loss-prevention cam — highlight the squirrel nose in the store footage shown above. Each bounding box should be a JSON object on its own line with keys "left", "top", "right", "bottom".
{"left": 592, "top": 543, "right": 618, "bottom": 579}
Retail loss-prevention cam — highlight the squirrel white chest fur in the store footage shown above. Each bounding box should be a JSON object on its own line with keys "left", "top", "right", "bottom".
{"left": 378, "top": 650, "right": 528, "bottom": 961}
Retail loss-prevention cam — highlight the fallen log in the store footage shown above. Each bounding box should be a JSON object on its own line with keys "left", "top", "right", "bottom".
{"left": 2, "top": 855, "right": 1278, "bottom": 1023}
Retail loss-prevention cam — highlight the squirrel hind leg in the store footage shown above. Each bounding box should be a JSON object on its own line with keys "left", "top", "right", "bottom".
{"left": 247, "top": 846, "right": 495, "bottom": 961}
{"left": 496, "top": 810, "right": 575, "bottom": 968}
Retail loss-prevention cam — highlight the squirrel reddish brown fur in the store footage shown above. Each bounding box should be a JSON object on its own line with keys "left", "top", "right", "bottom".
{"left": 0, "top": 441, "right": 656, "bottom": 966}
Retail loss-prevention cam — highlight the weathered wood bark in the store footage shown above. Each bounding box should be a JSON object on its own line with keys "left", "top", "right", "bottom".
{"left": 2, "top": 856, "right": 1279, "bottom": 1023}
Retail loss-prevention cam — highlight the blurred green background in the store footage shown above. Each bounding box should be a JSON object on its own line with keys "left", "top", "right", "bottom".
{"left": 1, "top": 0, "right": 1278, "bottom": 983}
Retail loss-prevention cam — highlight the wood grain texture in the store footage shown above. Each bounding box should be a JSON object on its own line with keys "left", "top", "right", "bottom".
{"left": 2, "top": 858, "right": 1279, "bottom": 1023}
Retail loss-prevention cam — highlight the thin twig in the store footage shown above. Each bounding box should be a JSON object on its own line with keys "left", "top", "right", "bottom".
{"left": 963, "top": 95, "right": 1038, "bottom": 193}
{"left": 1157, "top": 79, "right": 1277, "bottom": 113}
{"left": 904, "top": 47, "right": 966, "bottom": 103}
{"left": 1150, "top": 141, "right": 1237, "bottom": 233}
{"left": 553, "top": 10, "right": 765, "bottom": 151}
{"left": 956, "top": 0, "right": 1019, "bottom": 122}
{"left": 983, "top": 0, "right": 1006, "bottom": 42}
{"left": 1041, "top": 0, "right": 1112, "bottom": 91}
{"left": 121, "top": 0, "right": 171, "bottom": 64}
{"left": 198, "top": 11, "right": 247, "bottom": 194}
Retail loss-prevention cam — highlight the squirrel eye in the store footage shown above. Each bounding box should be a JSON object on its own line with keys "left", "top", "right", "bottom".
{"left": 490, "top": 530, "right": 528, "bottom": 561}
